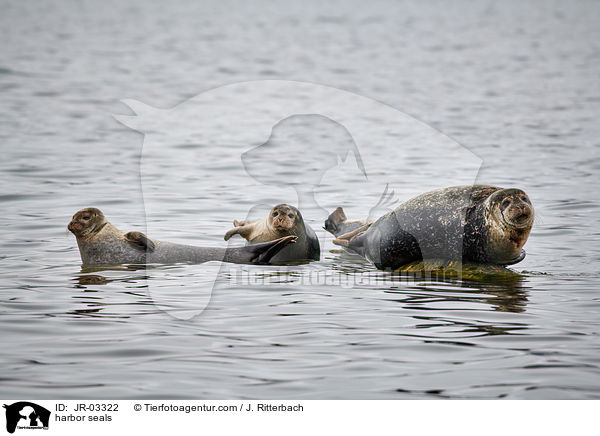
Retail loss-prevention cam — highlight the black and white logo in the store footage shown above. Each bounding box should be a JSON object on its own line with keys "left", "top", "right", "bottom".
{"left": 3, "top": 402, "right": 50, "bottom": 434}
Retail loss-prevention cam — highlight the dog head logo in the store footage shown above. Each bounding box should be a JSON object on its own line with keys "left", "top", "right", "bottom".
{"left": 3, "top": 402, "right": 50, "bottom": 433}
{"left": 115, "top": 80, "right": 482, "bottom": 319}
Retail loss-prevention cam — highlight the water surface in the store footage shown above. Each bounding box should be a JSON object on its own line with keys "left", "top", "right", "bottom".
{"left": 1, "top": 0, "right": 599, "bottom": 399}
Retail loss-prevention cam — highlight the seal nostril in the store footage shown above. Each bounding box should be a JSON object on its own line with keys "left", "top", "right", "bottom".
{"left": 514, "top": 210, "right": 530, "bottom": 223}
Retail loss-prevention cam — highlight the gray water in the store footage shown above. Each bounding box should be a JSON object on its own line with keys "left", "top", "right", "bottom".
{"left": 1, "top": 0, "right": 600, "bottom": 399}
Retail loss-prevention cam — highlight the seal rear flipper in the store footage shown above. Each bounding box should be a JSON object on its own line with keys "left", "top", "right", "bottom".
{"left": 333, "top": 223, "right": 371, "bottom": 243}
{"left": 324, "top": 207, "right": 347, "bottom": 236}
{"left": 124, "top": 231, "right": 155, "bottom": 252}
{"left": 333, "top": 230, "right": 368, "bottom": 257}
{"left": 235, "top": 235, "right": 298, "bottom": 264}
{"left": 332, "top": 238, "right": 350, "bottom": 248}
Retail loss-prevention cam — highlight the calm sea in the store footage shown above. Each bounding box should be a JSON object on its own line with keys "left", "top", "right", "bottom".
{"left": 1, "top": 0, "right": 599, "bottom": 399}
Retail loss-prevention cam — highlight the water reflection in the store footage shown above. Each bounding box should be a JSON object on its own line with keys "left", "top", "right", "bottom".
{"left": 71, "top": 267, "right": 155, "bottom": 318}
{"left": 73, "top": 262, "right": 528, "bottom": 315}
{"left": 74, "top": 274, "right": 108, "bottom": 286}
{"left": 73, "top": 266, "right": 150, "bottom": 288}
{"left": 458, "top": 275, "right": 528, "bottom": 313}
{"left": 381, "top": 273, "right": 528, "bottom": 313}
{"left": 68, "top": 307, "right": 105, "bottom": 318}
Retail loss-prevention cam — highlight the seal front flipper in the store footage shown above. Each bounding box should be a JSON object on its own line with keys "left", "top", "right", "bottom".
{"left": 224, "top": 228, "right": 239, "bottom": 241}
{"left": 224, "top": 224, "right": 253, "bottom": 241}
{"left": 124, "top": 231, "right": 156, "bottom": 252}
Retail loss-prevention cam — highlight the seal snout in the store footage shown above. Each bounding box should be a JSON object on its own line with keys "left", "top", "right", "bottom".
{"left": 504, "top": 202, "right": 534, "bottom": 227}
{"left": 496, "top": 190, "right": 534, "bottom": 229}
{"left": 67, "top": 220, "right": 83, "bottom": 233}
{"left": 513, "top": 208, "right": 532, "bottom": 225}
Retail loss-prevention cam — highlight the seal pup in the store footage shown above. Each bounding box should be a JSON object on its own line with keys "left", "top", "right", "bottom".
{"left": 327, "top": 185, "right": 534, "bottom": 270}
{"left": 68, "top": 208, "right": 297, "bottom": 266}
{"left": 224, "top": 204, "right": 320, "bottom": 262}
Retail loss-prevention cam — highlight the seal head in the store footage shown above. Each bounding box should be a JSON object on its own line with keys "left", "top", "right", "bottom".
{"left": 268, "top": 204, "right": 299, "bottom": 234}
{"left": 68, "top": 207, "right": 107, "bottom": 239}
{"left": 483, "top": 188, "right": 534, "bottom": 264}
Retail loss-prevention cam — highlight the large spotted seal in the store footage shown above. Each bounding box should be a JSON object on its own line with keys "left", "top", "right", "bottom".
{"left": 69, "top": 208, "right": 296, "bottom": 266}
{"left": 224, "top": 204, "right": 320, "bottom": 262}
{"left": 327, "top": 185, "right": 534, "bottom": 270}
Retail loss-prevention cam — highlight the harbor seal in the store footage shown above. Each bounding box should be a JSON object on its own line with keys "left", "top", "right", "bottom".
{"left": 69, "top": 208, "right": 297, "bottom": 266}
{"left": 224, "top": 204, "right": 320, "bottom": 262}
{"left": 327, "top": 185, "right": 534, "bottom": 270}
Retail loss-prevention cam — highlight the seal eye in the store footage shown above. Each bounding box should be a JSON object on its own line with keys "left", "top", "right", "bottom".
{"left": 288, "top": 214, "right": 294, "bottom": 219}
{"left": 500, "top": 199, "right": 511, "bottom": 210}
{"left": 83, "top": 216, "right": 90, "bottom": 221}
{"left": 521, "top": 196, "right": 530, "bottom": 204}
{"left": 272, "top": 212, "right": 278, "bottom": 217}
